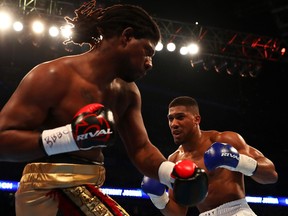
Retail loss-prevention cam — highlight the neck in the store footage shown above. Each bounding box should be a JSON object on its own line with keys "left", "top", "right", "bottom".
{"left": 76, "top": 49, "right": 118, "bottom": 85}
{"left": 182, "top": 129, "right": 202, "bottom": 152}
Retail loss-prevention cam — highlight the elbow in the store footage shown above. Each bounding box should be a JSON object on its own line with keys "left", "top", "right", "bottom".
{"left": 252, "top": 169, "right": 279, "bottom": 184}
{"left": 254, "top": 161, "right": 279, "bottom": 184}
{"left": 270, "top": 171, "right": 279, "bottom": 184}
{"left": 259, "top": 171, "right": 278, "bottom": 184}
{"left": 266, "top": 167, "right": 279, "bottom": 184}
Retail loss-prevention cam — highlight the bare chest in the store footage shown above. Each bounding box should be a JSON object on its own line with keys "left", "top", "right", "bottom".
{"left": 45, "top": 81, "right": 127, "bottom": 127}
{"left": 174, "top": 151, "right": 206, "bottom": 171}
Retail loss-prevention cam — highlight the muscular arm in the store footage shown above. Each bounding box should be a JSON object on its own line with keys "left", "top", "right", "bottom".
{"left": 117, "top": 83, "right": 167, "bottom": 179}
{"left": 246, "top": 146, "right": 278, "bottom": 184}
{"left": 0, "top": 63, "right": 66, "bottom": 162}
{"left": 216, "top": 132, "right": 278, "bottom": 184}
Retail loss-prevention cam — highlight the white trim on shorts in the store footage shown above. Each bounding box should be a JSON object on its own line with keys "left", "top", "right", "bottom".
{"left": 199, "top": 198, "right": 257, "bottom": 216}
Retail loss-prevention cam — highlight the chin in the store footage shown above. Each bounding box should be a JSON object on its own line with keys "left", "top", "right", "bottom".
{"left": 174, "top": 139, "right": 181, "bottom": 145}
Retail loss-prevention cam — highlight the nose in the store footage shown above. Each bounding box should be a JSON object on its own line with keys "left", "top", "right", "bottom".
{"left": 144, "top": 57, "right": 153, "bottom": 71}
{"left": 170, "top": 119, "right": 179, "bottom": 129}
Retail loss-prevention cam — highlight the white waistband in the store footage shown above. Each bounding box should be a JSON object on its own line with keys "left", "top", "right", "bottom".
{"left": 199, "top": 198, "right": 256, "bottom": 216}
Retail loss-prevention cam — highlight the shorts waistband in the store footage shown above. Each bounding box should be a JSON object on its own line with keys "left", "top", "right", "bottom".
{"left": 199, "top": 198, "right": 249, "bottom": 216}
{"left": 18, "top": 162, "right": 105, "bottom": 191}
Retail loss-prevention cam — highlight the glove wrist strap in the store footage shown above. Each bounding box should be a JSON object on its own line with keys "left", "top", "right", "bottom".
{"left": 41, "top": 124, "right": 79, "bottom": 155}
{"left": 148, "top": 192, "right": 169, "bottom": 209}
{"left": 158, "top": 161, "right": 175, "bottom": 189}
{"left": 237, "top": 154, "right": 258, "bottom": 176}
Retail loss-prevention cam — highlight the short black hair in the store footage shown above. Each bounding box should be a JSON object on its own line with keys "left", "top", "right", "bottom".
{"left": 169, "top": 96, "right": 200, "bottom": 114}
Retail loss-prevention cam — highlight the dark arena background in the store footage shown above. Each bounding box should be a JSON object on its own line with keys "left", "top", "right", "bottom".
{"left": 0, "top": 0, "right": 288, "bottom": 215}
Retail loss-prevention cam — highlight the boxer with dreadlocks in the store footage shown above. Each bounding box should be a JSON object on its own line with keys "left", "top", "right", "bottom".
{"left": 0, "top": 1, "right": 200, "bottom": 215}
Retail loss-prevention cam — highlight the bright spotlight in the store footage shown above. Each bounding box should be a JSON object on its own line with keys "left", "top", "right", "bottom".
{"left": 0, "top": 11, "right": 12, "bottom": 30}
{"left": 32, "top": 20, "right": 45, "bottom": 34}
{"left": 61, "top": 25, "right": 73, "bottom": 38}
{"left": 13, "top": 21, "right": 23, "bottom": 32}
{"left": 187, "top": 43, "right": 199, "bottom": 55}
{"left": 49, "top": 26, "right": 59, "bottom": 37}
{"left": 280, "top": 47, "right": 286, "bottom": 56}
{"left": 167, "top": 42, "right": 176, "bottom": 52}
{"left": 179, "top": 46, "right": 188, "bottom": 55}
{"left": 155, "top": 42, "right": 163, "bottom": 51}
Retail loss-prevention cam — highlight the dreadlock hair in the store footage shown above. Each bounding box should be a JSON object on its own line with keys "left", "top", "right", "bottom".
{"left": 169, "top": 96, "right": 200, "bottom": 115}
{"left": 63, "top": 0, "right": 161, "bottom": 46}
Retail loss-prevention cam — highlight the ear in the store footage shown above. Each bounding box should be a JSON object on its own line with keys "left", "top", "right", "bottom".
{"left": 195, "top": 115, "right": 201, "bottom": 124}
{"left": 121, "top": 27, "right": 134, "bottom": 44}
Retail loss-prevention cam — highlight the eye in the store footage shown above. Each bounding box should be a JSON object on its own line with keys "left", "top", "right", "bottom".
{"left": 175, "top": 114, "right": 185, "bottom": 120}
{"left": 167, "top": 116, "right": 174, "bottom": 122}
{"left": 145, "top": 46, "right": 155, "bottom": 57}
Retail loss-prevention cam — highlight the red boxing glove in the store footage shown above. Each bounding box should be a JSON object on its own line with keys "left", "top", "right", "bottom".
{"left": 171, "top": 159, "right": 197, "bottom": 179}
{"left": 72, "top": 103, "right": 116, "bottom": 149}
{"left": 171, "top": 159, "right": 208, "bottom": 206}
{"left": 41, "top": 103, "right": 116, "bottom": 155}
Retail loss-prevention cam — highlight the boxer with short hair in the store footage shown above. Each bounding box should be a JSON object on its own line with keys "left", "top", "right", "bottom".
{"left": 141, "top": 96, "right": 278, "bottom": 216}
{"left": 0, "top": 1, "right": 193, "bottom": 215}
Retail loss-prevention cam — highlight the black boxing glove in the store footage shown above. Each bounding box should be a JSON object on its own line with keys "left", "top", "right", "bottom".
{"left": 171, "top": 159, "right": 208, "bottom": 206}
{"left": 41, "top": 103, "right": 116, "bottom": 155}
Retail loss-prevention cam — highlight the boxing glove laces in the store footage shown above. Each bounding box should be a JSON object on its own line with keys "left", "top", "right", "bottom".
{"left": 41, "top": 103, "right": 116, "bottom": 156}
{"left": 204, "top": 142, "right": 258, "bottom": 176}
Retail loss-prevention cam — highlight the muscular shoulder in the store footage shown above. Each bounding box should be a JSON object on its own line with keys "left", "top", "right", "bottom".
{"left": 113, "top": 79, "right": 140, "bottom": 103}
{"left": 27, "top": 57, "right": 74, "bottom": 83}
{"left": 17, "top": 57, "right": 75, "bottom": 103}
{"left": 210, "top": 130, "right": 247, "bottom": 149}
{"left": 108, "top": 79, "right": 141, "bottom": 120}
{"left": 115, "top": 79, "right": 139, "bottom": 94}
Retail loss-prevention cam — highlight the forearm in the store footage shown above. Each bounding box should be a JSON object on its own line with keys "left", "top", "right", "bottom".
{"left": 251, "top": 157, "right": 278, "bottom": 184}
{"left": 0, "top": 130, "right": 45, "bottom": 162}
{"left": 131, "top": 142, "right": 167, "bottom": 179}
